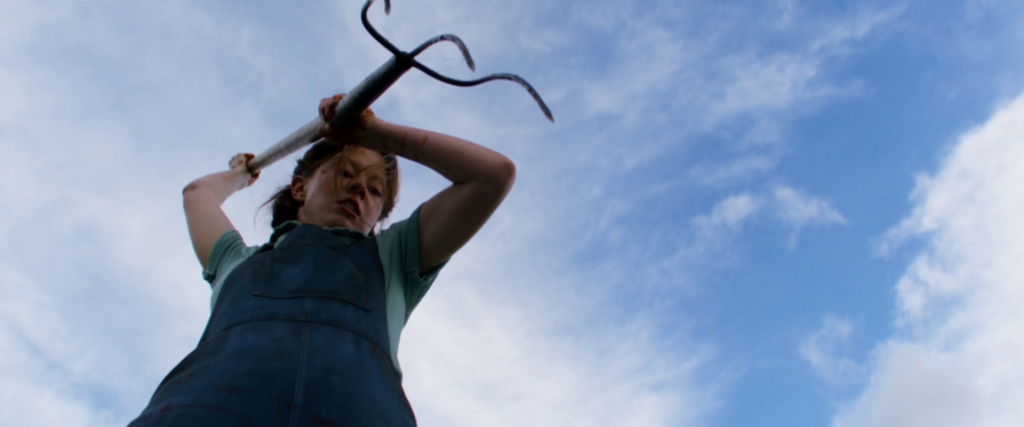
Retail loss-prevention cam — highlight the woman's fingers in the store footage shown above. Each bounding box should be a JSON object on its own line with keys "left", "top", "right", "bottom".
{"left": 319, "top": 98, "right": 329, "bottom": 121}
{"left": 317, "top": 93, "right": 377, "bottom": 144}
{"left": 229, "top": 153, "right": 259, "bottom": 183}
{"left": 317, "top": 95, "right": 353, "bottom": 144}
{"left": 320, "top": 94, "right": 346, "bottom": 122}
{"left": 242, "top": 153, "right": 258, "bottom": 179}
{"left": 228, "top": 153, "right": 244, "bottom": 169}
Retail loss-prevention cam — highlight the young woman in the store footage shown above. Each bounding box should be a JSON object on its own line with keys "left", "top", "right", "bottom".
{"left": 129, "top": 94, "right": 515, "bottom": 426}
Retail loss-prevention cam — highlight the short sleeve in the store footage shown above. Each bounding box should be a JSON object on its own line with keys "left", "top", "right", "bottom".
{"left": 204, "top": 230, "right": 260, "bottom": 310}
{"left": 377, "top": 205, "right": 447, "bottom": 320}
{"left": 376, "top": 205, "right": 447, "bottom": 378}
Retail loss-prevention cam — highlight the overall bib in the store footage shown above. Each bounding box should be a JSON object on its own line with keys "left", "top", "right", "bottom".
{"left": 130, "top": 225, "right": 416, "bottom": 426}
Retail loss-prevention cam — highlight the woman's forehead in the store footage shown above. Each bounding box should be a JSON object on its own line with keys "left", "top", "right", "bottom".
{"left": 347, "top": 147, "right": 386, "bottom": 168}
{"left": 328, "top": 148, "right": 386, "bottom": 181}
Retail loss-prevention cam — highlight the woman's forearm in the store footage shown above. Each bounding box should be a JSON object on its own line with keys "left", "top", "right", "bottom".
{"left": 183, "top": 169, "right": 252, "bottom": 206}
{"left": 361, "top": 120, "right": 515, "bottom": 189}
{"left": 360, "top": 118, "right": 515, "bottom": 271}
{"left": 183, "top": 155, "right": 258, "bottom": 269}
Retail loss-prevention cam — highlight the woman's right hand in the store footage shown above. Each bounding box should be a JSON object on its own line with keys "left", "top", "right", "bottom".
{"left": 317, "top": 93, "right": 378, "bottom": 144}
{"left": 229, "top": 153, "right": 260, "bottom": 187}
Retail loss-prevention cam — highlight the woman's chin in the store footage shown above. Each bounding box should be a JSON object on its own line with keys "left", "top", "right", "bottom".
{"left": 327, "top": 216, "right": 369, "bottom": 233}
{"left": 298, "top": 211, "right": 371, "bottom": 234}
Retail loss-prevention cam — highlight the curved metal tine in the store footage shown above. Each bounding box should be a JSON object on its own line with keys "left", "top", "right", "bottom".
{"left": 361, "top": 0, "right": 403, "bottom": 57}
{"left": 409, "top": 34, "right": 476, "bottom": 72}
{"left": 361, "top": 0, "right": 553, "bottom": 122}
{"left": 413, "top": 62, "right": 553, "bottom": 122}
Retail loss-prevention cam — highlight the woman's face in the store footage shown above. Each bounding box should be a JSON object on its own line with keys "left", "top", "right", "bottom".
{"left": 292, "top": 147, "right": 388, "bottom": 234}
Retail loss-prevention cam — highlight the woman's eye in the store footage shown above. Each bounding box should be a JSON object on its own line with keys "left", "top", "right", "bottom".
{"left": 370, "top": 188, "right": 382, "bottom": 197}
{"left": 342, "top": 170, "right": 353, "bottom": 178}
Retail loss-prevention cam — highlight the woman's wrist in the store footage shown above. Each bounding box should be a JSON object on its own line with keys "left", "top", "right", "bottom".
{"left": 359, "top": 118, "right": 404, "bottom": 154}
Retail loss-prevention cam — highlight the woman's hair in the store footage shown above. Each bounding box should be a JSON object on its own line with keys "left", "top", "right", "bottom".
{"left": 263, "top": 141, "right": 399, "bottom": 232}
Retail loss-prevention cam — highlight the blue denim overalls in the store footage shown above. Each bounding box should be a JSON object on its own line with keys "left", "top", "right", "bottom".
{"left": 130, "top": 224, "right": 416, "bottom": 426}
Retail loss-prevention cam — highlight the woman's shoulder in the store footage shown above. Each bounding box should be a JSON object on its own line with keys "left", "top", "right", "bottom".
{"left": 375, "top": 206, "right": 422, "bottom": 264}
{"left": 204, "top": 230, "right": 262, "bottom": 284}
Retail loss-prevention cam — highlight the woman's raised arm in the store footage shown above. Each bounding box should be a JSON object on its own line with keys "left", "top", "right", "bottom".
{"left": 182, "top": 154, "right": 260, "bottom": 269}
{"left": 318, "top": 96, "right": 515, "bottom": 273}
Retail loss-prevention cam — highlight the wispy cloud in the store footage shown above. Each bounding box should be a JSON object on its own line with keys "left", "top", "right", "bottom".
{"left": 691, "top": 193, "right": 763, "bottom": 254}
{"left": 800, "top": 315, "right": 863, "bottom": 388}
{"left": 688, "top": 186, "right": 846, "bottom": 256}
{"left": 772, "top": 186, "right": 848, "bottom": 248}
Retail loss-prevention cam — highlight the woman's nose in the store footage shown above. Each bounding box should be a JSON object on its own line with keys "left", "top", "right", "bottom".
{"left": 347, "top": 178, "right": 366, "bottom": 196}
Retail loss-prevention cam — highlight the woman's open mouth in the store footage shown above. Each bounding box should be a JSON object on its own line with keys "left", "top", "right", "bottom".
{"left": 337, "top": 199, "right": 360, "bottom": 218}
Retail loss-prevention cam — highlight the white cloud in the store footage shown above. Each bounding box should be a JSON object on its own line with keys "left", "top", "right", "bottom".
{"left": 401, "top": 266, "right": 724, "bottom": 426}
{"left": 688, "top": 186, "right": 846, "bottom": 255}
{"left": 707, "top": 52, "right": 827, "bottom": 125}
{"left": 772, "top": 186, "right": 848, "bottom": 228}
{"left": 689, "top": 155, "right": 779, "bottom": 187}
{"left": 808, "top": 4, "right": 907, "bottom": 53}
{"left": 800, "top": 315, "right": 863, "bottom": 388}
{"left": 772, "top": 185, "right": 848, "bottom": 248}
{"left": 0, "top": 269, "right": 111, "bottom": 427}
{"left": 692, "top": 193, "right": 763, "bottom": 246}
{"left": 833, "top": 93, "right": 1024, "bottom": 426}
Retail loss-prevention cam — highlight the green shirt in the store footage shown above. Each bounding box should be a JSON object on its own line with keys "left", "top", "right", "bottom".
{"left": 202, "top": 206, "right": 442, "bottom": 378}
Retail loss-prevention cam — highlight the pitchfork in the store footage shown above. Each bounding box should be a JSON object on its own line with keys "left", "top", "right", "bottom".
{"left": 247, "top": 0, "right": 553, "bottom": 173}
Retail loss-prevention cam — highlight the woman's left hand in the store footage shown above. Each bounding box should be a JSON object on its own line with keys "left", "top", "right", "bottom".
{"left": 317, "top": 94, "right": 378, "bottom": 144}
{"left": 228, "top": 153, "right": 260, "bottom": 187}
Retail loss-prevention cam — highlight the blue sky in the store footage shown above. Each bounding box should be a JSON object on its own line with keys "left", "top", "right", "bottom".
{"left": 3, "top": 0, "right": 1024, "bottom": 426}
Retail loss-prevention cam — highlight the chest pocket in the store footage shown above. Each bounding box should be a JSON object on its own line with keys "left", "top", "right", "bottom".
{"left": 253, "top": 241, "right": 372, "bottom": 312}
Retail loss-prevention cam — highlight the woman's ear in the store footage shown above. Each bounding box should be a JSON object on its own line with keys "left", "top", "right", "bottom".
{"left": 290, "top": 175, "right": 307, "bottom": 203}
